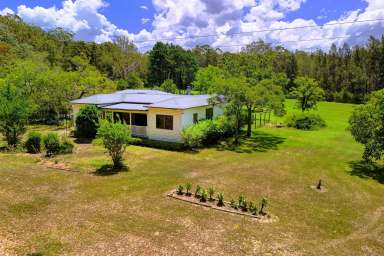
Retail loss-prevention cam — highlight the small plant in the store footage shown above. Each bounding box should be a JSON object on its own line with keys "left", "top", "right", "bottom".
{"left": 176, "top": 184, "right": 184, "bottom": 195}
{"left": 238, "top": 194, "right": 248, "bottom": 211}
{"left": 60, "top": 136, "right": 74, "bottom": 154}
{"left": 185, "top": 182, "right": 192, "bottom": 196}
{"left": 217, "top": 192, "right": 224, "bottom": 207}
{"left": 208, "top": 187, "right": 215, "bottom": 201}
{"left": 200, "top": 189, "right": 208, "bottom": 202}
{"left": 43, "top": 133, "right": 61, "bottom": 157}
{"left": 195, "top": 185, "right": 201, "bottom": 197}
{"left": 230, "top": 199, "right": 237, "bottom": 209}
{"left": 260, "top": 197, "right": 268, "bottom": 215}
{"left": 25, "top": 132, "right": 42, "bottom": 154}
{"left": 249, "top": 201, "right": 258, "bottom": 215}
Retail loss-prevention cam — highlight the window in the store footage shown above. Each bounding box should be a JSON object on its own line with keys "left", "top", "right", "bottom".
{"left": 156, "top": 115, "right": 173, "bottom": 130}
{"left": 206, "top": 108, "right": 213, "bottom": 120}
{"left": 113, "top": 112, "right": 130, "bottom": 125}
{"left": 132, "top": 113, "right": 147, "bottom": 126}
{"left": 193, "top": 113, "right": 198, "bottom": 124}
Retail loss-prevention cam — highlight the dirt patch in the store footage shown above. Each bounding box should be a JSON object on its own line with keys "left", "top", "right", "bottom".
{"left": 40, "top": 159, "right": 73, "bottom": 172}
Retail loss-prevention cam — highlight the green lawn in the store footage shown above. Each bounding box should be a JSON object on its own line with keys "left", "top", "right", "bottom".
{"left": 0, "top": 100, "right": 383, "bottom": 255}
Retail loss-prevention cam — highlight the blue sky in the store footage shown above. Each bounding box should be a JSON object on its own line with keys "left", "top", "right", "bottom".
{"left": 0, "top": 0, "right": 383, "bottom": 51}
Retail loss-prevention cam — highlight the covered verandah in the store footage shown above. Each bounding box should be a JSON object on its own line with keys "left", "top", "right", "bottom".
{"left": 101, "top": 103, "right": 149, "bottom": 138}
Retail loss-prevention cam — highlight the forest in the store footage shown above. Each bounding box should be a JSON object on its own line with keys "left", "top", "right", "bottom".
{"left": 1, "top": 14, "right": 384, "bottom": 123}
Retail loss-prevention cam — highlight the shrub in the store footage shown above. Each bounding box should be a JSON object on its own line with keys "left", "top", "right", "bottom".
{"left": 182, "top": 116, "right": 235, "bottom": 148}
{"left": 176, "top": 184, "right": 184, "bottom": 195}
{"left": 185, "top": 182, "right": 192, "bottom": 196}
{"left": 25, "top": 132, "right": 42, "bottom": 153}
{"left": 217, "top": 192, "right": 224, "bottom": 207}
{"left": 286, "top": 113, "right": 326, "bottom": 130}
{"left": 129, "top": 137, "right": 185, "bottom": 151}
{"left": 200, "top": 189, "right": 208, "bottom": 202}
{"left": 195, "top": 185, "right": 201, "bottom": 197}
{"left": 249, "top": 201, "right": 258, "bottom": 215}
{"left": 260, "top": 198, "right": 268, "bottom": 214}
{"left": 60, "top": 136, "right": 74, "bottom": 154}
{"left": 97, "top": 119, "right": 132, "bottom": 168}
{"left": 208, "top": 187, "right": 215, "bottom": 201}
{"left": 238, "top": 194, "right": 247, "bottom": 212}
{"left": 75, "top": 105, "right": 100, "bottom": 138}
{"left": 44, "top": 133, "right": 61, "bottom": 157}
{"left": 230, "top": 199, "right": 237, "bottom": 209}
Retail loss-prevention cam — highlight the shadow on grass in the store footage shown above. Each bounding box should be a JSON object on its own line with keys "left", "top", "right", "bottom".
{"left": 215, "top": 131, "right": 286, "bottom": 153}
{"left": 74, "top": 138, "right": 93, "bottom": 144}
{"left": 348, "top": 160, "right": 384, "bottom": 184}
{"left": 92, "top": 164, "right": 129, "bottom": 176}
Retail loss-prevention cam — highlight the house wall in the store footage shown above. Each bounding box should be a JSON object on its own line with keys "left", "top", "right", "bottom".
{"left": 181, "top": 104, "right": 225, "bottom": 129}
{"left": 147, "top": 108, "right": 184, "bottom": 142}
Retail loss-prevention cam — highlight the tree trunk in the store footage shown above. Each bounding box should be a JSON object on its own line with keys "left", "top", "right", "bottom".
{"left": 246, "top": 106, "right": 252, "bottom": 137}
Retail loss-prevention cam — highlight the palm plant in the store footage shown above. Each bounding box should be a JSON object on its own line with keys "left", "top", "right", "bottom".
{"left": 185, "top": 182, "right": 192, "bottom": 196}
{"left": 176, "top": 184, "right": 184, "bottom": 195}
{"left": 208, "top": 187, "right": 215, "bottom": 201}
{"left": 249, "top": 201, "right": 258, "bottom": 215}
{"left": 195, "top": 185, "right": 202, "bottom": 197}
{"left": 260, "top": 197, "right": 268, "bottom": 214}
{"left": 200, "top": 189, "right": 208, "bottom": 202}
{"left": 217, "top": 192, "right": 224, "bottom": 206}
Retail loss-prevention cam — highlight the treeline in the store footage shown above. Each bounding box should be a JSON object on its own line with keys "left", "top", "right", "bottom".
{"left": 1, "top": 15, "right": 384, "bottom": 123}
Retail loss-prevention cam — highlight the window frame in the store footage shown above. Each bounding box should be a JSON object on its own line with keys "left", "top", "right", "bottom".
{"left": 193, "top": 113, "right": 198, "bottom": 124}
{"left": 156, "top": 115, "right": 174, "bottom": 130}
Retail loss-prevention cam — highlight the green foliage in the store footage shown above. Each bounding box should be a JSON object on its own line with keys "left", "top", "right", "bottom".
{"left": 97, "top": 119, "right": 132, "bottom": 168}
{"left": 195, "top": 185, "right": 202, "bottom": 197}
{"left": 0, "top": 85, "right": 29, "bottom": 147}
{"left": 160, "top": 79, "right": 178, "bottom": 93}
{"left": 182, "top": 116, "right": 235, "bottom": 148}
{"left": 249, "top": 201, "right": 258, "bottom": 215}
{"left": 185, "top": 182, "right": 192, "bottom": 196}
{"left": 25, "top": 132, "right": 42, "bottom": 154}
{"left": 129, "top": 137, "right": 185, "bottom": 151}
{"left": 176, "top": 185, "right": 184, "bottom": 195}
{"left": 217, "top": 192, "right": 224, "bottom": 207}
{"left": 290, "top": 77, "right": 324, "bottom": 112}
{"left": 75, "top": 105, "right": 100, "bottom": 139}
{"left": 148, "top": 42, "right": 198, "bottom": 89}
{"left": 208, "top": 187, "right": 215, "bottom": 200}
{"left": 192, "top": 65, "right": 227, "bottom": 93}
{"left": 116, "top": 73, "right": 144, "bottom": 90}
{"left": 60, "top": 137, "right": 74, "bottom": 154}
{"left": 238, "top": 194, "right": 248, "bottom": 212}
{"left": 43, "top": 133, "right": 61, "bottom": 157}
{"left": 286, "top": 113, "right": 326, "bottom": 130}
{"left": 200, "top": 189, "right": 208, "bottom": 202}
{"left": 349, "top": 89, "right": 384, "bottom": 161}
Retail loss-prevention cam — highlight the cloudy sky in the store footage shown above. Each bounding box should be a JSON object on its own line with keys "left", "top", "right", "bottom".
{"left": 0, "top": 0, "right": 383, "bottom": 52}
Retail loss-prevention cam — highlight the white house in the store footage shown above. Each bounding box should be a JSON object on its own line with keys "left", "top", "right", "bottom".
{"left": 71, "top": 89, "right": 225, "bottom": 143}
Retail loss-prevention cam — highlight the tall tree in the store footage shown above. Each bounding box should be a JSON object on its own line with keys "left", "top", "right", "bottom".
{"left": 290, "top": 77, "right": 324, "bottom": 112}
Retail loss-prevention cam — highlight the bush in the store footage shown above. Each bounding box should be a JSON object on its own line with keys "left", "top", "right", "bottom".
{"left": 238, "top": 194, "right": 247, "bottom": 212}
{"left": 286, "top": 113, "right": 326, "bottom": 130}
{"left": 208, "top": 187, "right": 215, "bottom": 201}
{"left": 217, "top": 192, "right": 224, "bottom": 207}
{"left": 185, "top": 182, "right": 192, "bottom": 196}
{"left": 129, "top": 137, "right": 185, "bottom": 151}
{"left": 182, "top": 116, "right": 235, "bottom": 148}
{"left": 44, "top": 133, "right": 61, "bottom": 157}
{"left": 97, "top": 119, "right": 132, "bottom": 168}
{"left": 249, "top": 201, "right": 258, "bottom": 215}
{"left": 25, "top": 132, "right": 42, "bottom": 153}
{"left": 75, "top": 105, "right": 100, "bottom": 138}
{"left": 60, "top": 136, "right": 74, "bottom": 154}
{"left": 230, "top": 199, "right": 237, "bottom": 209}
{"left": 176, "top": 184, "right": 184, "bottom": 195}
{"left": 195, "top": 185, "right": 201, "bottom": 197}
{"left": 200, "top": 189, "right": 208, "bottom": 202}
{"left": 260, "top": 198, "right": 268, "bottom": 214}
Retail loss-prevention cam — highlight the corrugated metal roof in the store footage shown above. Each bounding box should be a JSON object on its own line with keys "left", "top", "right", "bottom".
{"left": 71, "top": 89, "right": 221, "bottom": 110}
{"left": 101, "top": 103, "right": 149, "bottom": 111}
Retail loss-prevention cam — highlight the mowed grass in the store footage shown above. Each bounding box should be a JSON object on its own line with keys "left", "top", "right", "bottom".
{"left": 0, "top": 100, "right": 383, "bottom": 255}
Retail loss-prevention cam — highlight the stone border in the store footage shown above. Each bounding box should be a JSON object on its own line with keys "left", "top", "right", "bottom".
{"left": 167, "top": 190, "right": 277, "bottom": 222}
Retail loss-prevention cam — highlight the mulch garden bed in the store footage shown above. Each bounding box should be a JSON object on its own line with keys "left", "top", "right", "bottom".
{"left": 167, "top": 190, "right": 277, "bottom": 222}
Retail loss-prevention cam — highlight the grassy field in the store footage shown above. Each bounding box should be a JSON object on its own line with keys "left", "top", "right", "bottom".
{"left": 0, "top": 100, "right": 383, "bottom": 255}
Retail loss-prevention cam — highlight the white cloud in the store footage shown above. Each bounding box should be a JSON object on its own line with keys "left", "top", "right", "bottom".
{"left": 0, "top": 7, "right": 14, "bottom": 16}
{"left": 141, "top": 18, "right": 151, "bottom": 24}
{"left": 0, "top": 0, "right": 383, "bottom": 52}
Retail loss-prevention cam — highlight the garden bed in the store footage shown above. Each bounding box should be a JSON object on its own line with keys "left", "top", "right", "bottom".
{"left": 167, "top": 190, "right": 276, "bottom": 222}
